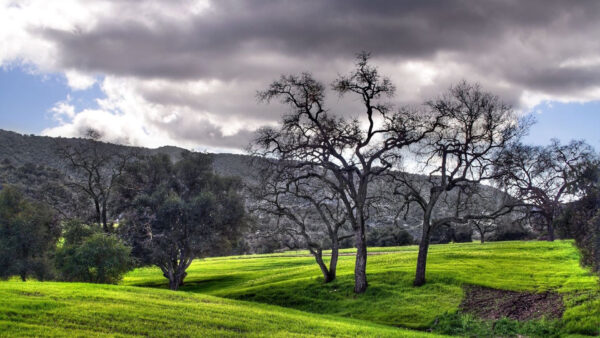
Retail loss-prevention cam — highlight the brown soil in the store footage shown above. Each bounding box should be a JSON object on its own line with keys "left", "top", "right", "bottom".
{"left": 460, "top": 285, "right": 564, "bottom": 321}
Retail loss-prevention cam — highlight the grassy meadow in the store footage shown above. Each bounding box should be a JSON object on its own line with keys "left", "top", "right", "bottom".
{"left": 0, "top": 281, "right": 437, "bottom": 337}
{"left": 1, "top": 240, "right": 599, "bottom": 337}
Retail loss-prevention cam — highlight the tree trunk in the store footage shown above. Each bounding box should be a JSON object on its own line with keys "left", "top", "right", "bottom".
{"left": 479, "top": 229, "right": 485, "bottom": 244}
{"left": 314, "top": 251, "right": 333, "bottom": 283}
{"left": 168, "top": 277, "right": 180, "bottom": 291}
{"left": 414, "top": 222, "right": 431, "bottom": 287}
{"left": 329, "top": 240, "right": 339, "bottom": 282}
{"left": 101, "top": 203, "right": 109, "bottom": 232}
{"left": 354, "top": 222, "right": 368, "bottom": 293}
{"left": 94, "top": 199, "right": 102, "bottom": 228}
{"left": 547, "top": 216, "right": 555, "bottom": 241}
{"left": 163, "top": 261, "right": 188, "bottom": 291}
{"left": 167, "top": 270, "right": 187, "bottom": 291}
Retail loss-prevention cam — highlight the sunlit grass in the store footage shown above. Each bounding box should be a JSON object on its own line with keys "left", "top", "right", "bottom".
{"left": 125, "top": 240, "right": 600, "bottom": 335}
{"left": 1, "top": 240, "right": 597, "bottom": 336}
{"left": 0, "top": 281, "right": 437, "bottom": 337}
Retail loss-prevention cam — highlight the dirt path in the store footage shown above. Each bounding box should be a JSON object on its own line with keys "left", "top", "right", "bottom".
{"left": 460, "top": 285, "right": 564, "bottom": 321}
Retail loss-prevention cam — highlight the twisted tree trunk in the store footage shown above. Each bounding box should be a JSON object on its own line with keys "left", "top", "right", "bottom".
{"left": 354, "top": 219, "right": 368, "bottom": 293}
{"left": 414, "top": 221, "right": 431, "bottom": 287}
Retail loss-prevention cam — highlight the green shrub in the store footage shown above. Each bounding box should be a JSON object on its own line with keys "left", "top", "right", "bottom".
{"left": 367, "top": 226, "right": 414, "bottom": 247}
{"left": 56, "top": 223, "right": 134, "bottom": 284}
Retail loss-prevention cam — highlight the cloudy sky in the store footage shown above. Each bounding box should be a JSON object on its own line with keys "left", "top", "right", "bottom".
{"left": 1, "top": 0, "right": 599, "bottom": 152}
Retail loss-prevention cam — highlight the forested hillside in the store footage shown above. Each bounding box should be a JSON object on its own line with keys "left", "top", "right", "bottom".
{"left": 0, "top": 129, "right": 527, "bottom": 250}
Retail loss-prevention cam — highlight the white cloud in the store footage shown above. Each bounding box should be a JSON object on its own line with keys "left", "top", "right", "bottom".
{"left": 64, "top": 70, "right": 96, "bottom": 90}
{"left": 49, "top": 95, "right": 75, "bottom": 123}
{"left": 3, "top": 0, "right": 600, "bottom": 151}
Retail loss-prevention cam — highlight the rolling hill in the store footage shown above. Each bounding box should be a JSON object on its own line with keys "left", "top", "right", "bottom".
{"left": 1, "top": 240, "right": 598, "bottom": 337}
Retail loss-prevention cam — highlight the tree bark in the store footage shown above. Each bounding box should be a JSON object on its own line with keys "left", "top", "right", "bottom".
{"left": 547, "top": 216, "right": 555, "bottom": 242}
{"left": 314, "top": 252, "right": 333, "bottom": 283}
{"left": 94, "top": 199, "right": 102, "bottom": 228}
{"left": 414, "top": 222, "right": 431, "bottom": 287}
{"left": 329, "top": 240, "right": 339, "bottom": 282}
{"left": 354, "top": 221, "right": 368, "bottom": 293}
{"left": 167, "top": 270, "right": 187, "bottom": 291}
{"left": 101, "top": 202, "right": 109, "bottom": 232}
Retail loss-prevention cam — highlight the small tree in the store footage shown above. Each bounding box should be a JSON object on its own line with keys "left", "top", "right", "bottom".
{"left": 391, "top": 82, "right": 527, "bottom": 286}
{"left": 496, "top": 140, "right": 596, "bottom": 241}
{"left": 56, "top": 129, "right": 135, "bottom": 232}
{"left": 55, "top": 221, "right": 134, "bottom": 284}
{"left": 119, "top": 153, "right": 246, "bottom": 290}
{"left": 250, "top": 161, "right": 352, "bottom": 282}
{"left": 0, "top": 186, "right": 60, "bottom": 281}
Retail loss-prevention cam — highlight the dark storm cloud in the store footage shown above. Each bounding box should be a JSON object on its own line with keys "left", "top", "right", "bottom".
{"left": 34, "top": 0, "right": 600, "bottom": 149}
{"left": 42, "top": 0, "right": 600, "bottom": 93}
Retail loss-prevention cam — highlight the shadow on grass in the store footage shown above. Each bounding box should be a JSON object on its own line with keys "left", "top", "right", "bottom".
{"left": 220, "top": 270, "right": 463, "bottom": 330}
{"left": 132, "top": 274, "right": 248, "bottom": 294}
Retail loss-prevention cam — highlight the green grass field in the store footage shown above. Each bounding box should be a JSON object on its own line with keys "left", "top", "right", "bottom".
{"left": 0, "top": 281, "right": 435, "bottom": 337}
{"left": 124, "top": 241, "right": 600, "bottom": 335}
{"left": 1, "top": 240, "right": 599, "bottom": 336}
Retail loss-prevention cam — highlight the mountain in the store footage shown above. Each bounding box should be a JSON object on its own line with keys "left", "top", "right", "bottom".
{"left": 0, "top": 129, "right": 254, "bottom": 178}
{"left": 0, "top": 129, "right": 526, "bottom": 249}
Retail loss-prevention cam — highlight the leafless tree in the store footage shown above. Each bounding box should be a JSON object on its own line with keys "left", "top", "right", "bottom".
{"left": 252, "top": 53, "right": 430, "bottom": 293}
{"left": 56, "top": 129, "right": 136, "bottom": 232}
{"left": 391, "top": 82, "right": 528, "bottom": 286}
{"left": 250, "top": 161, "right": 352, "bottom": 282}
{"left": 496, "top": 139, "right": 597, "bottom": 241}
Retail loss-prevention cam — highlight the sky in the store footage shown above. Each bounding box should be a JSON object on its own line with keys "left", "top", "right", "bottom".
{"left": 0, "top": 0, "right": 599, "bottom": 153}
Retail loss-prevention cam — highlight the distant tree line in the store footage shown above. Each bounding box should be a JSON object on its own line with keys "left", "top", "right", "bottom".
{"left": 0, "top": 139, "right": 247, "bottom": 290}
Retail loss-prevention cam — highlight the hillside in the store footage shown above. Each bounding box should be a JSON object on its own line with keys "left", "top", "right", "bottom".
{"left": 0, "top": 282, "right": 432, "bottom": 337}
{"left": 124, "top": 240, "right": 600, "bottom": 336}
{"left": 1, "top": 241, "right": 598, "bottom": 337}
{"left": 0, "top": 129, "right": 253, "bottom": 178}
{"left": 0, "top": 129, "right": 519, "bottom": 245}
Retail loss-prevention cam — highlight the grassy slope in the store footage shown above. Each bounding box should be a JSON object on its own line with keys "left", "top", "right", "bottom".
{"left": 0, "top": 281, "right": 436, "bottom": 337}
{"left": 125, "top": 241, "right": 600, "bottom": 335}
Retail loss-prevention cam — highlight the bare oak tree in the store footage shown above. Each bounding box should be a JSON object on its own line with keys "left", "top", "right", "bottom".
{"left": 496, "top": 140, "right": 596, "bottom": 241}
{"left": 56, "top": 129, "right": 135, "bottom": 232}
{"left": 250, "top": 162, "right": 352, "bottom": 282}
{"left": 391, "top": 82, "right": 527, "bottom": 286}
{"left": 252, "top": 53, "right": 428, "bottom": 293}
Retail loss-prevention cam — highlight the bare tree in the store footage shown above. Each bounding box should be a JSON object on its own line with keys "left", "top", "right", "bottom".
{"left": 496, "top": 140, "right": 596, "bottom": 241}
{"left": 56, "top": 129, "right": 135, "bottom": 232}
{"left": 250, "top": 162, "right": 352, "bottom": 282}
{"left": 391, "top": 82, "right": 528, "bottom": 286}
{"left": 252, "top": 53, "right": 429, "bottom": 293}
{"left": 470, "top": 219, "right": 495, "bottom": 243}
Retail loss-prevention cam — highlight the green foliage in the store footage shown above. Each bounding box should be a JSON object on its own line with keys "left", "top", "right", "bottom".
{"left": 125, "top": 240, "right": 600, "bottom": 336}
{"left": 367, "top": 226, "right": 414, "bottom": 247}
{"left": 61, "top": 219, "right": 99, "bottom": 245}
{"left": 0, "top": 281, "right": 435, "bottom": 337}
{"left": 555, "top": 176, "right": 600, "bottom": 273}
{"left": 0, "top": 186, "right": 59, "bottom": 281}
{"left": 118, "top": 153, "right": 246, "bottom": 290}
{"left": 55, "top": 221, "right": 134, "bottom": 284}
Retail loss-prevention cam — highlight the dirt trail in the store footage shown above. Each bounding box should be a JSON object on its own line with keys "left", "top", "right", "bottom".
{"left": 460, "top": 285, "right": 564, "bottom": 321}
